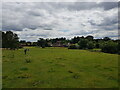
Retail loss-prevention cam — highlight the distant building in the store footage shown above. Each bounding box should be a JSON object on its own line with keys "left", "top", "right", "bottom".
{"left": 51, "top": 41, "right": 69, "bottom": 47}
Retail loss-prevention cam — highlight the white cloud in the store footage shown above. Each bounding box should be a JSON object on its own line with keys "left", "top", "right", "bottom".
{"left": 3, "top": 0, "right": 118, "bottom": 2}
{"left": 2, "top": 2, "right": 118, "bottom": 41}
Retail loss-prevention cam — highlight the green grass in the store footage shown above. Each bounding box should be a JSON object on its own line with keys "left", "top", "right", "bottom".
{"left": 2, "top": 47, "right": 119, "bottom": 88}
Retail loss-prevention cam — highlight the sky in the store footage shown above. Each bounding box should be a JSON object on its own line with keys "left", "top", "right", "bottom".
{"left": 2, "top": 1, "right": 119, "bottom": 41}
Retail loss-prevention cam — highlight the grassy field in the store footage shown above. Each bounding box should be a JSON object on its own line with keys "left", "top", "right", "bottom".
{"left": 2, "top": 47, "right": 119, "bottom": 88}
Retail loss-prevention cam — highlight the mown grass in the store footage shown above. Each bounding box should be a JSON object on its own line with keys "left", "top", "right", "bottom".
{"left": 2, "top": 47, "right": 119, "bottom": 88}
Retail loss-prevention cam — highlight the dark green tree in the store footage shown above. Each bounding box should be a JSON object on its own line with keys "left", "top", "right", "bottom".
{"left": 101, "top": 41, "right": 118, "bottom": 54}
{"left": 103, "top": 37, "right": 111, "bottom": 41}
{"left": 0, "top": 31, "right": 2, "bottom": 48}
{"left": 78, "top": 39, "right": 88, "bottom": 49}
{"left": 87, "top": 41, "right": 95, "bottom": 49}
{"left": 2, "top": 31, "right": 19, "bottom": 49}
{"left": 85, "top": 35, "right": 94, "bottom": 41}
{"left": 37, "top": 38, "right": 47, "bottom": 48}
{"left": 70, "top": 36, "right": 84, "bottom": 44}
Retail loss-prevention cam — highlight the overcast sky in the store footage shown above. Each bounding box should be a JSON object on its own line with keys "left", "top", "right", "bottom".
{"left": 2, "top": 1, "right": 118, "bottom": 41}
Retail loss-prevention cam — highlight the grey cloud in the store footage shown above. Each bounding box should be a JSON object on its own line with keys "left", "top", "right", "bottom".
{"left": 99, "top": 2, "right": 118, "bottom": 10}
{"left": 2, "top": 2, "right": 57, "bottom": 31}
{"left": 88, "top": 9, "right": 118, "bottom": 30}
{"left": 2, "top": 2, "right": 118, "bottom": 41}
{"left": 27, "top": 10, "right": 42, "bottom": 16}
{"left": 2, "top": 2, "right": 118, "bottom": 31}
{"left": 53, "top": 2, "right": 118, "bottom": 11}
{"left": 44, "top": 28, "right": 53, "bottom": 30}
{"left": 98, "top": 24, "right": 118, "bottom": 31}
{"left": 89, "top": 16, "right": 117, "bottom": 27}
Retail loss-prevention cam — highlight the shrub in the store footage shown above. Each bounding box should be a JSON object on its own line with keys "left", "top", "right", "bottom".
{"left": 101, "top": 41, "right": 118, "bottom": 54}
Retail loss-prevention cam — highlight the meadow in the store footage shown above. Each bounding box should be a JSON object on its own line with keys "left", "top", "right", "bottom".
{"left": 2, "top": 47, "right": 119, "bottom": 88}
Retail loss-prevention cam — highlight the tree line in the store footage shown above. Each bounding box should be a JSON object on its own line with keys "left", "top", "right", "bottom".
{"left": 68, "top": 36, "right": 120, "bottom": 54}
{"left": 1, "top": 31, "right": 120, "bottom": 54}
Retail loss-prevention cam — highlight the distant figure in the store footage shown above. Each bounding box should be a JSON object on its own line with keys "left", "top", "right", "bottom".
{"left": 24, "top": 49, "right": 27, "bottom": 55}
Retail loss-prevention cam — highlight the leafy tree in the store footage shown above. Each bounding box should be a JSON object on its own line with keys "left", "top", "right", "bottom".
{"left": 95, "top": 43, "right": 100, "bottom": 48}
{"left": 2, "top": 31, "right": 6, "bottom": 48}
{"left": 101, "top": 41, "right": 118, "bottom": 54}
{"left": 2, "top": 31, "right": 19, "bottom": 49}
{"left": 78, "top": 39, "right": 88, "bottom": 49}
{"left": 0, "top": 31, "right": 2, "bottom": 48}
{"left": 19, "top": 40, "right": 26, "bottom": 46}
{"left": 103, "top": 37, "right": 111, "bottom": 41}
{"left": 87, "top": 41, "right": 95, "bottom": 49}
{"left": 37, "top": 38, "right": 47, "bottom": 48}
{"left": 85, "top": 35, "right": 94, "bottom": 41}
{"left": 32, "top": 42, "right": 37, "bottom": 46}
{"left": 71, "top": 37, "right": 79, "bottom": 44}
{"left": 70, "top": 36, "right": 84, "bottom": 44}
{"left": 26, "top": 41, "right": 32, "bottom": 46}
{"left": 118, "top": 41, "right": 120, "bottom": 54}
{"left": 20, "top": 40, "right": 26, "bottom": 43}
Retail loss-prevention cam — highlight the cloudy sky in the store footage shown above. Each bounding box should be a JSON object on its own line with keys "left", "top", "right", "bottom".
{"left": 2, "top": 1, "right": 118, "bottom": 41}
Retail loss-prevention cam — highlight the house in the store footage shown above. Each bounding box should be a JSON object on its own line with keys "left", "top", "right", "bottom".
{"left": 51, "top": 41, "right": 69, "bottom": 47}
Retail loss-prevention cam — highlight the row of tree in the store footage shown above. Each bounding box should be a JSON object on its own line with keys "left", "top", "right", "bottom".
{"left": 68, "top": 37, "right": 120, "bottom": 54}
{"left": 36, "top": 36, "right": 120, "bottom": 54}
{"left": 1, "top": 31, "right": 120, "bottom": 54}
